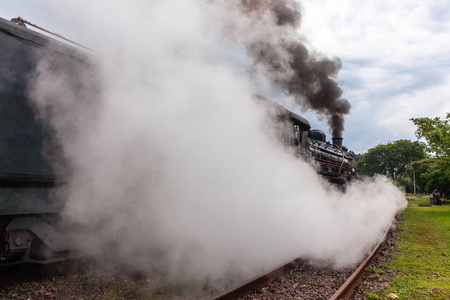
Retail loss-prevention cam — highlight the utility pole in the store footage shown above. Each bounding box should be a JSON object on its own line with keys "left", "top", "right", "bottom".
{"left": 413, "top": 172, "right": 416, "bottom": 195}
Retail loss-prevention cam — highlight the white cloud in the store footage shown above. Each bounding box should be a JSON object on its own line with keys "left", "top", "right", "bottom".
{"left": 300, "top": 0, "right": 450, "bottom": 153}
{"left": 344, "top": 74, "right": 450, "bottom": 152}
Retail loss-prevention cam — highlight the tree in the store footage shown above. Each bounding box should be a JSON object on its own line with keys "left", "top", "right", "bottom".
{"left": 410, "top": 113, "right": 450, "bottom": 159}
{"left": 403, "top": 158, "right": 450, "bottom": 196}
{"left": 408, "top": 114, "right": 450, "bottom": 196}
{"left": 357, "top": 139, "right": 426, "bottom": 178}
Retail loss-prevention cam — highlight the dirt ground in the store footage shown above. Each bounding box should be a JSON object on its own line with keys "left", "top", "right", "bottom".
{"left": 0, "top": 263, "right": 219, "bottom": 300}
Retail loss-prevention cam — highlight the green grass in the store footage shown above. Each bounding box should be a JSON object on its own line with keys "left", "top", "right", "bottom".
{"left": 363, "top": 291, "right": 380, "bottom": 299}
{"left": 381, "top": 197, "right": 450, "bottom": 299}
{"left": 366, "top": 267, "right": 386, "bottom": 275}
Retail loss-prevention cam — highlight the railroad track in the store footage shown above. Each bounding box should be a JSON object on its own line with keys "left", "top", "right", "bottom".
{"left": 0, "top": 220, "right": 395, "bottom": 299}
{"left": 213, "top": 218, "right": 394, "bottom": 300}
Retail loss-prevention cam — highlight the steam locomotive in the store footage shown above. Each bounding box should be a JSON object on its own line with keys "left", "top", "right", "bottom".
{"left": 0, "top": 17, "right": 356, "bottom": 266}
{"left": 259, "top": 96, "right": 357, "bottom": 183}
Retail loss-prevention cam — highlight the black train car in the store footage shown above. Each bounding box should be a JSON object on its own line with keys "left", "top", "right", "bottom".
{"left": 258, "top": 96, "right": 357, "bottom": 184}
{"left": 0, "top": 17, "right": 89, "bottom": 265}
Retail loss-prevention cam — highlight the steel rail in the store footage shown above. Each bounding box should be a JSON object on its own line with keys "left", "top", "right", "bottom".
{"left": 329, "top": 218, "right": 393, "bottom": 300}
{"left": 212, "top": 217, "right": 394, "bottom": 300}
{"left": 212, "top": 258, "right": 301, "bottom": 300}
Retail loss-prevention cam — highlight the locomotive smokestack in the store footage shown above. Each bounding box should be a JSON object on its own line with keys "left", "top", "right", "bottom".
{"left": 332, "top": 137, "right": 343, "bottom": 148}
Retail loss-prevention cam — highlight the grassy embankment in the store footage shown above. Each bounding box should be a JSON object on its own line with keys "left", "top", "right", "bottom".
{"left": 382, "top": 197, "right": 450, "bottom": 299}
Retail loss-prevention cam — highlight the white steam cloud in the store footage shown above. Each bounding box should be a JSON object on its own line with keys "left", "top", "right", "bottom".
{"left": 30, "top": 0, "right": 406, "bottom": 284}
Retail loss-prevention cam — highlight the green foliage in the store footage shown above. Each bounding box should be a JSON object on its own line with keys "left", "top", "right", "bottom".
{"left": 85, "top": 276, "right": 94, "bottom": 285}
{"left": 362, "top": 291, "right": 380, "bottom": 299}
{"left": 347, "top": 150, "right": 361, "bottom": 162}
{"left": 393, "top": 176, "right": 413, "bottom": 193}
{"left": 358, "top": 113, "right": 450, "bottom": 195}
{"left": 100, "top": 290, "right": 120, "bottom": 299}
{"left": 365, "top": 267, "right": 385, "bottom": 275}
{"left": 408, "top": 114, "right": 450, "bottom": 196}
{"left": 410, "top": 113, "right": 450, "bottom": 159}
{"left": 413, "top": 159, "right": 450, "bottom": 196}
{"left": 384, "top": 198, "right": 450, "bottom": 299}
{"left": 405, "top": 158, "right": 437, "bottom": 194}
{"left": 357, "top": 140, "right": 426, "bottom": 178}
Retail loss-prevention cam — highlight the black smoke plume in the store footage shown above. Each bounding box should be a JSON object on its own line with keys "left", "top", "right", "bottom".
{"left": 225, "top": 0, "right": 351, "bottom": 137}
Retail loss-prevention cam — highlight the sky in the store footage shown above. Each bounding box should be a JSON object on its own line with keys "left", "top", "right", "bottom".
{"left": 299, "top": 0, "right": 450, "bottom": 153}
{"left": 1, "top": 0, "right": 450, "bottom": 153}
